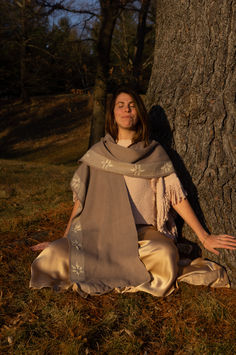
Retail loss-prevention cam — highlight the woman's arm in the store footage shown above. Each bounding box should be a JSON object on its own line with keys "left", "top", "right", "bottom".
{"left": 172, "top": 198, "right": 236, "bottom": 255}
{"left": 63, "top": 199, "right": 80, "bottom": 237}
{"left": 31, "top": 200, "right": 81, "bottom": 251}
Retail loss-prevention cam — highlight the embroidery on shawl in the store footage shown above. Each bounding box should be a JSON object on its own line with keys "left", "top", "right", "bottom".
{"left": 71, "top": 240, "right": 82, "bottom": 250}
{"left": 70, "top": 218, "right": 85, "bottom": 282}
{"left": 161, "top": 162, "right": 174, "bottom": 174}
{"left": 80, "top": 149, "right": 175, "bottom": 178}
{"left": 130, "top": 164, "right": 145, "bottom": 176}
{"left": 72, "top": 222, "right": 82, "bottom": 232}
{"left": 71, "top": 264, "right": 84, "bottom": 277}
{"left": 101, "top": 159, "right": 113, "bottom": 169}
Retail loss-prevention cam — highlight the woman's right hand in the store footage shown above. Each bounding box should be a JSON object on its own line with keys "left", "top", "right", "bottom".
{"left": 30, "top": 242, "right": 51, "bottom": 251}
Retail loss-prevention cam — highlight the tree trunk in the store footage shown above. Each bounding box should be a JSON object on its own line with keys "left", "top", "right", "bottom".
{"left": 133, "top": 0, "right": 151, "bottom": 91}
{"left": 89, "top": 1, "right": 120, "bottom": 146}
{"left": 146, "top": 0, "right": 236, "bottom": 286}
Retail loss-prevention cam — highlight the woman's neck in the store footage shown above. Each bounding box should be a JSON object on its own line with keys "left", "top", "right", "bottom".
{"left": 117, "top": 129, "right": 135, "bottom": 141}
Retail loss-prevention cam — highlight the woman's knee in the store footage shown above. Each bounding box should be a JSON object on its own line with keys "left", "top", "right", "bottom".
{"left": 152, "top": 237, "right": 179, "bottom": 263}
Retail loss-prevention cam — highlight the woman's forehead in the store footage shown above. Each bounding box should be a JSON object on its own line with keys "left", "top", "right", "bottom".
{"left": 115, "top": 93, "right": 134, "bottom": 103}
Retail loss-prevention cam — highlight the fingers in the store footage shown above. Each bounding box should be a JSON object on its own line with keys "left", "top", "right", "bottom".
{"left": 30, "top": 242, "right": 50, "bottom": 251}
{"left": 212, "top": 243, "right": 236, "bottom": 250}
{"left": 221, "top": 234, "right": 236, "bottom": 238}
{"left": 217, "top": 234, "right": 236, "bottom": 242}
{"left": 30, "top": 245, "right": 41, "bottom": 251}
{"left": 203, "top": 234, "right": 236, "bottom": 255}
{"left": 219, "top": 242, "right": 236, "bottom": 248}
{"left": 208, "top": 247, "right": 219, "bottom": 256}
{"left": 206, "top": 235, "right": 236, "bottom": 249}
{"left": 216, "top": 237, "right": 236, "bottom": 248}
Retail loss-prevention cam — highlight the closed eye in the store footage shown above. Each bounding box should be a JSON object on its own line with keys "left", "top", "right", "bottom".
{"left": 116, "top": 102, "right": 136, "bottom": 109}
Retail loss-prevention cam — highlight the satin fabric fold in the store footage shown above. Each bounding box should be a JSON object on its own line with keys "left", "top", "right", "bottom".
{"left": 30, "top": 226, "right": 229, "bottom": 296}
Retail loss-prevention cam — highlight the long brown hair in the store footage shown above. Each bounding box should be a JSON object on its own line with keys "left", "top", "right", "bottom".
{"left": 105, "top": 87, "right": 149, "bottom": 145}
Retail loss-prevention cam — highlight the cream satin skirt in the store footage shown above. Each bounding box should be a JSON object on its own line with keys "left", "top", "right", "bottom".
{"left": 30, "top": 226, "right": 229, "bottom": 297}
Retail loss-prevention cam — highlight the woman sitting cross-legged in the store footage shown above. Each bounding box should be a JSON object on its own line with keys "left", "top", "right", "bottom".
{"left": 30, "top": 88, "right": 236, "bottom": 297}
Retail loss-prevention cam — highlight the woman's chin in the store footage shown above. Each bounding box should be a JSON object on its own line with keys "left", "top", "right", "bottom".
{"left": 119, "top": 124, "right": 136, "bottom": 131}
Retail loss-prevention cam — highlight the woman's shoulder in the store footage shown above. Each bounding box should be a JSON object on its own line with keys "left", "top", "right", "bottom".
{"left": 85, "top": 139, "right": 106, "bottom": 157}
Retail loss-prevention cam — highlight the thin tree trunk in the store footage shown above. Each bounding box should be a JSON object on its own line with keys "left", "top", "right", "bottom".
{"left": 89, "top": 1, "right": 120, "bottom": 146}
{"left": 133, "top": 0, "right": 151, "bottom": 91}
{"left": 146, "top": 0, "right": 236, "bottom": 286}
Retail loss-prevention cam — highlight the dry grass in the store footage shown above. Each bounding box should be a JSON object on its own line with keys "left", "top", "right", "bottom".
{"left": 0, "top": 96, "right": 236, "bottom": 354}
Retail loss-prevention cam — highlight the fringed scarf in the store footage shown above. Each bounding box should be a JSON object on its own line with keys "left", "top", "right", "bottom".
{"left": 69, "top": 134, "right": 183, "bottom": 295}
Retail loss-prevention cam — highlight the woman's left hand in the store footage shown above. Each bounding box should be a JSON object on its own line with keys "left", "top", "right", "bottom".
{"left": 201, "top": 234, "right": 236, "bottom": 255}
{"left": 30, "top": 242, "right": 51, "bottom": 251}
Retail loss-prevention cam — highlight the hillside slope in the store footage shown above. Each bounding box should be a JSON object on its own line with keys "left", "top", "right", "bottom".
{"left": 0, "top": 94, "right": 92, "bottom": 165}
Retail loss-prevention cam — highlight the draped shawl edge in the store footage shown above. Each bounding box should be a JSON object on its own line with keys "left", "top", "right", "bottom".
{"left": 68, "top": 135, "right": 186, "bottom": 294}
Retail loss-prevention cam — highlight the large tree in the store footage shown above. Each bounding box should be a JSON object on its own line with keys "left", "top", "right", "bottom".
{"left": 146, "top": 0, "right": 236, "bottom": 286}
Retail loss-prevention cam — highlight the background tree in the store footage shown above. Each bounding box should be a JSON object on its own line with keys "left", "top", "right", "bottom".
{"left": 46, "top": 16, "right": 96, "bottom": 93}
{"left": 109, "top": 0, "right": 155, "bottom": 92}
{"left": 89, "top": 0, "right": 122, "bottom": 146}
{"left": 132, "top": 0, "right": 151, "bottom": 91}
{"left": 146, "top": 0, "right": 236, "bottom": 286}
{"left": 108, "top": 11, "right": 137, "bottom": 88}
{"left": 0, "top": 0, "right": 96, "bottom": 98}
{"left": 1, "top": 0, "right": 155, "bottom": 101}
{"left": 89, "top": 0, "right": 155, "bottom": 145}
{"left": 0, "top": 0, "right": 49, "bottom": 99}
{"left": 89, "top": 0, "right": 147, "bottom": 146}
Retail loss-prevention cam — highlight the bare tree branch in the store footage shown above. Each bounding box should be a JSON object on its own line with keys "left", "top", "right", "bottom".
{"left": 80, "top": 13, "right": 96, "bottom": 39}
{"left": 36, "top": 0, "right": 99, "bottom": 17}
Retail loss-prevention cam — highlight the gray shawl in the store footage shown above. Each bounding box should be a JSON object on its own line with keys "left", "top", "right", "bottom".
{"left": 68, "top": 134, "right": 175, "bottom": 295}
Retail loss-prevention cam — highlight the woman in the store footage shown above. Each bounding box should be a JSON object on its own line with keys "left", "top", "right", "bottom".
{"left": 30, "top": 88, "right": 236, "bottom": 297}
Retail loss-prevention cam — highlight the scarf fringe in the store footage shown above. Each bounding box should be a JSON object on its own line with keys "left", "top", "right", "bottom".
{"left": 155, "top": 174, "right": 187, "bottom": 235}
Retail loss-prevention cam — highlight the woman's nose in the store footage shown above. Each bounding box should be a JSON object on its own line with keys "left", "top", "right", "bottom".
{"left": 124, "top": 105, "right": 131, "bottom": 112}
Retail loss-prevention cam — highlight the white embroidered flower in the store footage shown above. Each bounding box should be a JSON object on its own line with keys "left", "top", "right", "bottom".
{"left": 73, "top": 223, "right": 82, "bottom": 232}
{"left": 71, "top": 175, "right": 81, "bottom": 192}
{"left": 71, "top": 240, "right": 82, "bottom": 250}
{"left": 71, "top": 264, "right": 83, "bottom": 276}
{"left": 101, "top": 159, "right": 113, "bottom": 169}
{"left": 161, "top": 162, "right": 173, "bottom": 173}
{"left": 130, "top": 164, "right": 145, "bottom": 176}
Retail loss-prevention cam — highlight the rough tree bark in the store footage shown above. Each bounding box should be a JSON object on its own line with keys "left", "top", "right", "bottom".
{"left": 146, "top": 0, "right": 236, "bottom": 286}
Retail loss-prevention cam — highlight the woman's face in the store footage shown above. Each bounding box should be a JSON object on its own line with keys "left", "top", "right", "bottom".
{"left": 113, "top": 93, "right": 138, "bottom": 132}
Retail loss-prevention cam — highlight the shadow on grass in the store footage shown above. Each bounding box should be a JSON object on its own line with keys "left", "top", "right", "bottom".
{"left": 0, "top": 95, "right": 92, "bottom": 161}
